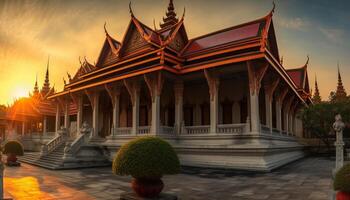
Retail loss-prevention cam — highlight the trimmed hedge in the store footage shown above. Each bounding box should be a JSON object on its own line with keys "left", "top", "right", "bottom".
{"left": 3, "top": 141, "right": 24, "bottom": 156}
{"left": 334, "top": 164, "right": 350, "bottom": 192}
{"left": 112, "top": 136, "right": 180, "bottom": 179}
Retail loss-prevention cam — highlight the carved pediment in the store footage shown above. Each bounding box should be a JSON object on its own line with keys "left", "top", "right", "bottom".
{"left": 168, "top": 31, "right": 187, "bottom": 52}
{"left": 121, "top": 25, "right": 149, "bottom": 55}
{"left": 96, "top": 38, "right": 120, "bottom": 68}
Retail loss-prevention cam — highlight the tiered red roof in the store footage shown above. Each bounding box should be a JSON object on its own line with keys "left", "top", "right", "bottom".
{"left": 6, "top": 97, "right": 56, "bottom": 121}
{"left": 286, "top": 57, "right": 311, "bottom": 101}
{"left": 49, "top": 1, "right": 309, "bottom": 105}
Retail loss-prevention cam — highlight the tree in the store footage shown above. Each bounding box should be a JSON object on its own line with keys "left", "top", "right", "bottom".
{"left": 301, "top": 101, "right": 350, "bottom": 152}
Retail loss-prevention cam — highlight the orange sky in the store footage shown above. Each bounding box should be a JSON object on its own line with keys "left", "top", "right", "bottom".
{"left": 0, "top": 0, "right": 349, "bottom": 105}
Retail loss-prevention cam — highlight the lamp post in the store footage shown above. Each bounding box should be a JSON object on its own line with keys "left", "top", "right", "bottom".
{"left": 333, "top": 114, "right": 345, "bottom": 172}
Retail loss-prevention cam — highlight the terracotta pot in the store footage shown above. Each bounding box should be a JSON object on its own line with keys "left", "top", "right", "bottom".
{"left": 337, "top": 191, "right": 350, "bottom": 200}
{"left": 131, "top": 178, "right": 164, "bottom": 198}
{"left": 7, "top": 154, "right": 17, "bottom": 163}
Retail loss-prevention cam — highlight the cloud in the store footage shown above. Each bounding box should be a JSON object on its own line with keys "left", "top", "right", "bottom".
{"left": 319, "top": 27, "right": 344, "bottom": 43}
{"left": 277, "top": 17, "right": 310, "bottom": 31}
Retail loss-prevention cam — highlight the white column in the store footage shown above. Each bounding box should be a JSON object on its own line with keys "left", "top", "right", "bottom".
{"left": 132, "top": 87, "right": 140, "bottom": 135}
{"left": 284, "top": 111, "right": 289, "bottom": 134}
{"left": 76, "top": 96, "right": 83, "bottom": 133}
{"left": 112, "top": 93, "right": 120, "bottom": 135}
{"left": 249, "top": 89, "right": 260, "bottom": 134}
{"left": 209, "top": 79, "right": 219, "bottom": 134}
{"left": 92, "top": 92, "right": 100, "bottom": 138}
{"left": 276, "top": 101, "right": 282, "bottom": 133}
{"left": 43, "top": 116, "right": 47, "bottom": 136}
{"left": 64, "top": 101, "right": 69, "bottom": 129}
{"left": 151, "top": 93, "right": 160, "bottom": 135}
{"left": 21, "top": 121, "right": 25, "bottom": 136}
{"left": 55, "top": 103, "right": 60, "bottom": 134}
{"left": 265, "top": 94, "right": 272, "bottom": 131}
{"left": 288, "top": 113, "right": 293, "bottom": 134}
{"left": 174, "top": 82, "right": 184, "bottom": 134}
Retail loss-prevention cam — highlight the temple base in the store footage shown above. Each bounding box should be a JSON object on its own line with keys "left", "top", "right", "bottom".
{"left": 104, "top": 133, "right": 305, "bottom": 172}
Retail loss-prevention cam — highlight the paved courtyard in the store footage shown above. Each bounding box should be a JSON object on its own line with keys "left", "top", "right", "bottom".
{"left": 4, "top": 157, "right": 333, "bottom": 200}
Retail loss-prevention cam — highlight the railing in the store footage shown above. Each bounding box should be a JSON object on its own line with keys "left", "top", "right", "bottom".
{"left": 183, "top": 125, "right": 210, "bottom": 134}
{"left": 138, "top": 126, "right": 150, "bottom": 135}
{"left": 64, "top": 132, "right": 86, "bottom": 156}
{"left": 41, "top": 134, "right": 65, "bottom": 156}
{"left": 161, "top": 126, "right": 175, "bottom": 135}
{"left": 114, "top": 127, "right": 132, "bottom": 135}
{"left": 217, "top": 124, "right": 245, "bottom": 134}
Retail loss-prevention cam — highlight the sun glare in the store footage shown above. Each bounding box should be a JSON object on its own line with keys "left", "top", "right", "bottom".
{"left": 12, "top": 87, "right": 29, "bottom": 100}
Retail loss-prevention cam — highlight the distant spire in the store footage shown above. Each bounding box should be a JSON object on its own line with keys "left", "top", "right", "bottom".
{"left": 160, "top": 0, "right": 179, "bottom": 29}
{"left": 312, "top": 75, "right": 321, "bottom": 104}
{"left": 33, "top": 74, "right": 39, "bottom": 95}
{"left": 334, "top": 62, "right": 347, "bottom": 102}
{"left": 41, "top": 56, "right": 51, "bottom": 96}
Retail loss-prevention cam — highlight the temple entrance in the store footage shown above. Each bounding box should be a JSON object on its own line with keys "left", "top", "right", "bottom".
{"left": 99, "top": 90, "right": 113, "bottom": 138}
{"left": 119, "top": 87, "right": 132, "bottom": 128}
{"left": 83, "top": 95, "right": 93, "bottom": 128}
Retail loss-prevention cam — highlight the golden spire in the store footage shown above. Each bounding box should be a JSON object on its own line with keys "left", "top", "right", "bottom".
{"left": 335, "top": 62, "right": 347, "bottom": 101}
{"left": 160, "top": 0, "right": 179, "bottom": 29}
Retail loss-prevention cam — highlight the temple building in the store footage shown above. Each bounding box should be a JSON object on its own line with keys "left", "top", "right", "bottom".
{"left": 16, "top": 1, "right": 313, "bottom": 171}
{"left": 5, "top": 59, "right": 57, "bottom": 151}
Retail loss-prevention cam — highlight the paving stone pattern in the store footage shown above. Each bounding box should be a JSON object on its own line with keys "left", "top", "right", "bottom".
{"left": 3, "top": 157, "right": 333, "bottom": 200}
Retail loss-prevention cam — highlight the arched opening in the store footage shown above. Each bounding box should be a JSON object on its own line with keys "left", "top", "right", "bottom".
{"left": 82, "top": 94, "right": 92, "bottom": 126}
{"left": 221, "top": 99, "right": 232, "bottom": 124}
{"left": 183, "top": 79, "right": 210, "bottom": 126}
{"left": 161, "top": 81, "right": 175, "bottom": 127}
{"left": 99, "top": 90, "right": 113, "bottom": 138}
{"left": 139, "top": 85, "right": 150, "bottom": 127}
{"left": 119, "top": 87, "right": 132, "bottom": 128}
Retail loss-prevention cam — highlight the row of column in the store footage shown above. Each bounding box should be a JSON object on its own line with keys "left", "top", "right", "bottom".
{"left": 53, "top": 67, "right": 300, "bottom": 137}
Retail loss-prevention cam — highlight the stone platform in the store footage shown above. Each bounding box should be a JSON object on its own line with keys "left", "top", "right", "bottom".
{"left": 3, "top": 157, "right": 333, "bottom": 200}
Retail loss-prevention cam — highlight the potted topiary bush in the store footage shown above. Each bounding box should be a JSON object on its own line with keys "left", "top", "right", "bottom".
{"left": 334, "top": 164, "right": 350, "bottom": 200}
{"left": 112, "top": 136, "right": 180, "bottom": 198}
{"left": 3, "top": 140, "right": 24, "bottom": 166}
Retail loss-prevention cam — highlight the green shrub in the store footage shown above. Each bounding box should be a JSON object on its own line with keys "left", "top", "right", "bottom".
{"left": 112, "top": 136, "right": 180, "bottom": 179}
{"left": 334, "top": 164, "right": 350, "bottom": 192}
{"left": 3, "top": 141, "right": 24, "bottom": 156}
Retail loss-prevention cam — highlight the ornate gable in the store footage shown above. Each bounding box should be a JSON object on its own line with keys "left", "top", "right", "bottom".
{"left": 265, "top": 21, "right": 280, "bottom": 62}
{"left": 72, "top": 59, "right": 96, "bottom": 81}
{"left": 167, "top": 24, "right": 188, "bottom": 52}
{"left": 96, "top": 33, "right": 121, "bottom": 68}
{"left": 122, "top": 24, "right": 149, "bottom": 55}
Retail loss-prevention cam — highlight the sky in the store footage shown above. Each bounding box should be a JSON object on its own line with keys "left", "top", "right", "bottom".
{"left": 0, "top": 0, "right": 349, "bottom": 105}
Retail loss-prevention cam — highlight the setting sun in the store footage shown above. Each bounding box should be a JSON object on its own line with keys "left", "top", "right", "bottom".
{"left": 11, "top": 86, "right": 30, "bottom": 101}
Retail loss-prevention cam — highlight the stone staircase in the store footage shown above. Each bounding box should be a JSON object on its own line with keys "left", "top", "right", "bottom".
{"left": 19, "top": 144, "right": 65, "bottom": 170}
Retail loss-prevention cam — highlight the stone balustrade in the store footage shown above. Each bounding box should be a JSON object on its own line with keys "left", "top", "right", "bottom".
{"left": 217, "top": 124, "right": 246, "bottom": 134}
{"left": 183, "top": 125, "right": 210, "bottom": 134}
{"left": 138, "top": 126, "right": 150, "bottom": 135}
{"left": 161, "top": 126, "right": 175, "bottom": 135}
{"left": 114, "top": 127, "right": 132, "bottom": 135}
{"left": 40, "top": 128, "right": 67, "bottom": 156}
